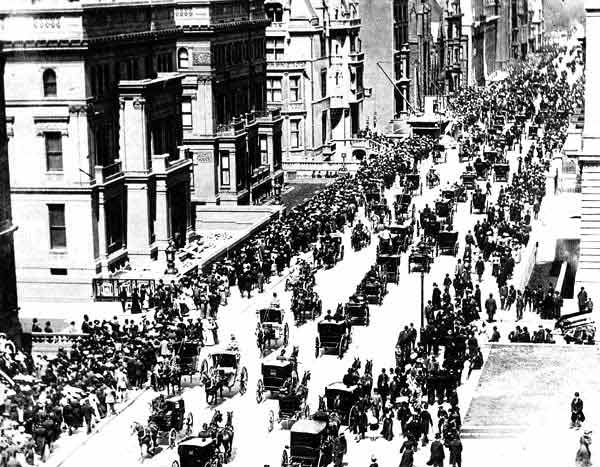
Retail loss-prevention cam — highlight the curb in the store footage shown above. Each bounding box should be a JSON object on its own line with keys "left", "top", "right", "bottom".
{"left": 48, "top": 388, "right": 148, "bottom": 467}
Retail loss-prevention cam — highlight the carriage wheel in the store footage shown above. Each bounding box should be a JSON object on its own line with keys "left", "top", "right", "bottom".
{"left": 185, "top": 412, "right": 194, "bottom": 435}
{"left": 268, "top": 410, "right": 275, "bottom": 432}
{"left": 470, "top": 201, "right": 473, "bottom": 214}
{"left": 283, "top": 323, "right": 289, "bottom": 347}
{"left": 240, "top": 367, "right": 248, "bottom": 395}
{"left": 200, "top": 359, "right": 209, "bottom": 377}
{"left": 281, "top": 450, "right": 289, "bottom": 467}
{"left": 168, "top": 428, "right": 177, "bottom": 449}
{"left": 42, "top": 442, "right": 49, "bottom": 463}
{"left": 315, "top": 337, "right": 320, "bottom": 358}
{"left": 256, "top": 379, "right": 264, "bottom": 403}
{"left": 338, "top": 336, "right": 346, "bottom": 359}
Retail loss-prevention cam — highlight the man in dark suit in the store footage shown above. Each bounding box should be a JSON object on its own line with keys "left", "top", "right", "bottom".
{"left": 428, "top": 432, "right": 445, "bottom": 466}
{"left": 377, "top": 368, "right": 389, "bottom": 408}
{"left": 571, "top": 392, "right": 585, "bottom": 428}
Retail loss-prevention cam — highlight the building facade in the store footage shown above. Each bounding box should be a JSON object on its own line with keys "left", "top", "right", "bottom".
{"left": 264, "top": 0, "right": 364, "bottom": 175}
{"left": 1, "top": 0, "right": 192, "bottom": 302}
{"left": 174, "top": 0, "right": 284, "bottom": 208}
{"left": 0, "top": 44, "right": 21, "bottom": 342}
{"left": 528, "top": 0, "right": 544, "bottom": 53}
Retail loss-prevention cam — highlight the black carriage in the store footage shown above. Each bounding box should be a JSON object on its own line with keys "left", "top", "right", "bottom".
{"left": 437, "top": 231, "right": 459, "bottom": 256}
{"left": 292, "top": 290, "right": 322, "bottom": 324}
{"left": 528, "top": 125, "right": 539, "bottom": 139}
{"left": 149, "top": 396, "right": 193, "bottom": 448}
{"left": 484, "top": 150, "right": 498, "bottom": 165}
{"left": 408, "top": 243, "right": 433, "bottom": 273}
{"left": 257, "top": 356, "right": 297, "bottom": 402}
{"left": 405, "top": 173, "right": 420, "bottom": 193}
{"left": 345, "top": 298, "right": 370, "bottom": 326}
{"left": 394, "top": 194, "right": 412, "bottom": 221}
{"left": 200, "top": 349, "right": 248, "bottom": 399}
{"left": 321, "top": 234, "right": 344, "bottom": 268}
{"left": 175, "top": 341, "right": 202, "bottom": 378}
{"left": 474, "top": 159, "right": 490, "bottom": 180}
{"left": 389, "top": 224, "right": 412, "bottom": 252}
{"left": 376, "top": 254, "right": 401, "bottom": 284}
{"left": 315, "top": 319, "right": 350, "bottom": 358}
{"left": 281, "top": 419, "right": 334, "bottom": 467}
{"left": 433, "top": 144, "right": 447, "bottom": 164}
{"left": 323, "top": 383, "right": 361, "bottom": 425}
{"left": 173, "top": 437, "right": 223, "bottom": 467}
{"left": 256, "top": 307, "right": 289, "bottom": 353}
{"left": 362, "top": 280, "right": 384, "bottom": 305}
{"left": 470, "top": 191, "right": 487, "bottom": 214}
{"left": 458, "top": 148, "right": 472, "bottom": 162}
{"left": 493, "top": 163, "right": 510, "bottom": 182}
{"left": 435, "top": 199, "right": 454, "bottom": 229}
{"left": 276, "top": 392, "right": 310, "bottom": 428}
{"left": 420, "top": 216, "right": 441, "bottom": 240}
{"left": 461, "top": 172, "right": 476, "bottom": 190}
{"left": 365, "top": 186, "right": 383, "bottom": 204}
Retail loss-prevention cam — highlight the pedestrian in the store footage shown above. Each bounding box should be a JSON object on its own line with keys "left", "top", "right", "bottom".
{"left": 377, "top": 368, "right": 389, "bottom": 408}
{"left": 369, "top": 455, "right": 379, "bottom": 467}
{"left": 119, "top": 286, "right": 128, "bottom": 312}
{"left": 399, "top": 444, "right": 414, "bottom": 467}
{"left": 427, "top": 432, "right": 446, "bottom": 467}
{"left": 31, "top": 318, "right": 42, "bottom": 333}
{"left": 448, "top": 435, "right": 463, "bottom": 467}
{"left": 475, "top": 257, "right": 485, "bottom": 282}
{"left": 571, "top": 392, "right": 585, "bottom": 428}
{"left": 488, "top": 326, "right": 500, "bottom": 342}
{"left": 484, "top": 294, "right": 497, "bottom": 322}
{"left": 419, "top": 403, "right": 433, "bottom": 445}
{"left": 578, "top": 287, "right": 588, "bottom": 313}
{"left": 515, "top": 290, "right": 524, "bottom": 320}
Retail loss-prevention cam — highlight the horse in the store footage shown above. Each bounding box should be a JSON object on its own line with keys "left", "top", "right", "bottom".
{"left": 207, "top": 411, "right": 234, "bottom": 462}
{"left": 165, "top": 359, "right": 182, "bottom": 396}
{"left": 201, "top": 372, "right": 223, "bottom": 405}
{"left": 131, "top": 421, "right": 158, "bottom": 459}
{"left": 576, "top": 432, "right": 592, "bottom": 467}
{"left": 351, "top": 356, "right": 361, "bottom": 373}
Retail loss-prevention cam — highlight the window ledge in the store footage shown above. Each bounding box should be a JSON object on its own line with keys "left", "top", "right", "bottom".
{"left": 49, "top": 248, "right": 68, "bottom": 255}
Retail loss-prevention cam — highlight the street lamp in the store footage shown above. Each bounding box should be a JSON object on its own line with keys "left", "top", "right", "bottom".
{"left": 164, "top": 240, "right": 178, "bottom": 275}
{"left": 273, "top": 181, "right": 282, "bottom": 204}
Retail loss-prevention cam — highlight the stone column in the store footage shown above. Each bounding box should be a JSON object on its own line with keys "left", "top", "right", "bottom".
{"left": 154, "top": 177, "right": 170, "bottom": 250}
{"left": 125, "top": 182, "right": 151, "bottom": 260}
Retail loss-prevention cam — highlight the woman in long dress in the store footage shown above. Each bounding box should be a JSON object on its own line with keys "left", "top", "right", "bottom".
{"left": 576, "top": 431, "right": 592, "bottom": 467}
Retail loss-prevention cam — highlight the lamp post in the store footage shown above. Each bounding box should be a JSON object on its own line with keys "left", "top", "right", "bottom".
{"left": 164, "top": 240, "right": 178, "bottom": 275}
{"left": 273, "top": 181, "right": 282, "bottom": 204}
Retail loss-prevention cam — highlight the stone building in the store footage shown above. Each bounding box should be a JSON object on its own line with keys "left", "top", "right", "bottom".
{"left": 174, "top": 0, "right": 284, "bottom": 207}
{"left": 264, "top": 0, "right": 364, "bottom": 175}
{"left": 0, "top": 44, "right": 21, "bottom": 342}
{"left": 528, "top": 0, "right": 544, "bottom": 53}
{"left": 1, "top": 0, "right": 192, "bottom": 302}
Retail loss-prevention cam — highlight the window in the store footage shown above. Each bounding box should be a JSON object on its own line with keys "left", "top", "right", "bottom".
{"left": 290, "top": 119, "right": 300, "bottom": 148}
{"left": 106, "top": 196, "right": 124, "bottom": 254}
{"left": 266, "top": 78, "right": 282, "bottom": 103}
{"left": 321, "top": 111, "right": 328, "bottom": 144}
{"left": 178, "top": 48, "right": 189, "bottom": 69}
{"left": 220, "top": 151, "right": 230, "bottom": 186}
{"left": 43, "top": 69, "right": 57, "bottom": 97}
{"left": 289, "top": 76, "right": 300, "bottom": 101}
{"left": 266, "top": 38, "right": 284, "bottom": 61}
{"left": 320, "top": 35, "right": 327, "bottom": 57}
{"left": 181, "top": 98, "right": 193, "bottom": 128}
{"left": 45, "top": 132, "right": 63, "bottom": 171}
{"left": 152, "top": 119, "right": 176, "bottom": 160}
{"left": 320, "top": 69, "right": 327, "bottom": 98}
{"left": 259, "top": 135, "right": 268, "bottom": 165}
{"left": 48, "top": 204, "right": 66, "bottom": 249}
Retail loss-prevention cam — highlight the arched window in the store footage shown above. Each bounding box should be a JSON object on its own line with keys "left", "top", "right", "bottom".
{"left": 178, "top": 48, "right": 189, "bottom": 69}
{"left": 43, "top": 69, "right": 57, "bottom": 97}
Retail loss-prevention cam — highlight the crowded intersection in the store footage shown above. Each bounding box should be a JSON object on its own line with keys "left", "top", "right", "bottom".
{"left": 0, "top": 42, "right": 588, "bottom": 467}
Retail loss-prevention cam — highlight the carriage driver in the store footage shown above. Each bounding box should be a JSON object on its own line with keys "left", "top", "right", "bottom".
{"left": 197, "top": 422, "right": 212, "bottom": 440}
{"left": 226, "top": 334, "right": 239, "bottom": 352}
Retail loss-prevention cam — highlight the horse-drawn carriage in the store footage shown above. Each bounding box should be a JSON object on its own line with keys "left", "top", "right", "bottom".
{"left": 361, "top": 278, "right": 385, "bottom": 305}
{"left": 389, "top": 223, "right": 413, "bottom": 252}
{"left": 435, "top": 199, "right": 454, "bottom": 229}
{"left": 376, "top": 254, "right": 401, "bottom": 284}
{"left": 345, "top": 296, "right": 370, "bottom": 326}
{"left": 200, "top": 349, "right": 248, "bottom": 403}
{"left": 528, "top": 124, "right": 539, "bottom": 139}
{"left": 365, "top": 185, "right": 383, "bottom": 204}
{"left": 315, "top": 319, "right": 351, "bottom": 358}
{"left": 442, "top": 185, "right": 467, "bottom": 204}
{"left": 408, "top": 241, "right": 434, "bottom": 273}
{"left": 420, "top": 211, "right": 441, "bottom": 241}
{"left": 405, "top": 173, "right": 421, "bottom": 193}
{"left": 291, "top": 289, "right": 322, "bottom": 324}
{"left": 484, "top": 150, "right": 499, "bottom": 165}
{"left": 432, "top": 144, "right": 447, "bottom": 164}
{"left": 470, "top": 191, "right": 487, "bottom": 214}
{"left": 394, "top": 193, "right": 413, "bottom": 222}
{"left": 351, "top": 223, "right": 371, "bottom": 251}
{"left": 493, "top": 163, "right": 510, "bottom": 182}
{"left": 281, "top": 419, "right": 336, "bottom": 467}
{"left": 426, "top": 168, "right": 440, "bottom": 189}
{"left": 132, "top": 395, "right": 193, "bottom": 457}
{"left": 474, "top": 159, "right": 490, "bottom": 180}
{"left": 437, "top": 231, "right": 459, "bottom": 256}
{"left": 321, "top": 234, "right": 344, "bottom": 268}
{"left": 323, "top": 382, "right": 361, "bottom": 426}
{"left": 285, "top": 260, "right": 316, "bottom": 291}
{"left": 257, "top": 352, "right": 298, "bottom": 403}
{"left": 173, "top": 437, "right": 223, "bottom": 467}
{"left": 256, "top": 307, "right": 289, "bottom": 354}
{"left": 268, "top": 370, "right": 312, "bottom": 432}
{"left": 461, "top": 172, "right": 476, "bottom": 190}
{"left": 174, "top": 340, "right": 202, "bottom": 381}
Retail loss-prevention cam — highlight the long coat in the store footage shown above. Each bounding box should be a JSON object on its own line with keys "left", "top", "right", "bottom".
{"left": 400, "top": 448, "right": 414, "bottom": 467}
{"left": 428, "top": 440, "right": 445, "bottom": 465}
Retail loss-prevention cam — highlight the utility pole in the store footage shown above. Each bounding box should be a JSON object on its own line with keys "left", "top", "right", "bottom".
{"left": 376, "top": 62, "right": 418, "bottom": 114}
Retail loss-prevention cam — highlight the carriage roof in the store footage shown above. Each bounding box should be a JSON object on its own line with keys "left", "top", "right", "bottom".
{"left": 178, "top": 437, "right": 216, "bottom": 449}
{"left": 258, "top": 307, "right": 283, "bottom": 323}
{"left": 291, "top": 419, "right": 327, "bottom": 435}
{"left": 326, "top": 382, "right": 358, "bottom": 393}
{"left": 438, "top": 231, "right": 458, "bottom": 242}
{"left": 209, "top": 348, "right": 239, "bottom": 358}
{"left": 262, "top": 355, "right": 294, "bottom": 368}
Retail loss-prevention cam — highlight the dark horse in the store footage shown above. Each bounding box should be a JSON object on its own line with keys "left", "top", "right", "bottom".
{"left": 202, "top": 371, "right": 224, "bottom": 404}
{"left": 131, "top": 421, "right": 159, "bottom": 460}
{"left": 208, "top": 410, "right": 235, "bottom": 462}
